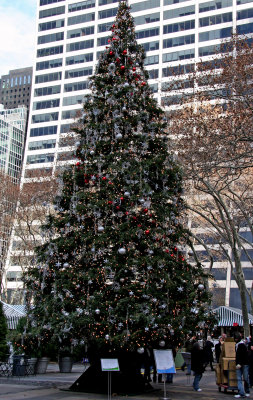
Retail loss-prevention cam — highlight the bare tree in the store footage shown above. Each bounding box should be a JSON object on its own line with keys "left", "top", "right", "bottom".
{"left": 167, "top": 35, "right": 253, "bottom": 336}
{"left": 2, "top": 174, "right": 58, "bottom": 303}
{"left": 0, "top": 171, "right": 20, "bottom": 295}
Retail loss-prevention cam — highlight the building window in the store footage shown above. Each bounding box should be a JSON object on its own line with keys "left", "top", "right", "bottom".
{"left": 39, "top": 6, "right": 65, "bottom": 19}
{"left": 164, "top": 5, "right": 195, "bottom": 20}
{"left": 37, "top": 45, "right": 63, "bottom": 58}
{"left": 199, "top": 0, "right": 232, "bottom": 13}
{"left": 136, "top": 27, "right": 159, "bottom": 39}
{"left": 199, "top": 27, "right": 232, "bottom": 42}
{"left": 38, "top": 32, "right": 64, "bottom": 45}
{"left": 68, "top": 0, "right": 95, "bottom": 12}
{"left": 164, "top": 20, "right": 195, "bottom": 34}
{"left": 134, "top": 12, "right": 160, "bottom": 26}
{"left": 68, "top": 13, "right": 95, "bottom": 26}
{"left": 199, "top": 12, "right": 232, "bottom": 27}
{"left": 163, "top": 34, "right": 195, "bottom": 48}
{"left": 67, "top": 26, "right": 94, "bottom": 39}
{"left": 66, "top": 53, "right": 93, "bottom": 65}
{"left": 30, "top": 126, "right": 57, "bottom": 137}
{"left": 66, "top": 39, "right": 94, "bottom": 52}
{"left": 98, "top": 8, "right": 118, "bottom": 19}
{"left": 39, "top": 19, "right": 65, "bottom": 32}
{"left": 131, "top": 0, "right": 160, "bottom": 12}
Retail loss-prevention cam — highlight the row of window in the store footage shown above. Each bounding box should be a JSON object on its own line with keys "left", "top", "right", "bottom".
{"left": 28, "top": 139, "right": 56, "bottom": 151}
{"left": 1, "top": 75, "right": 31, "bottom": 89}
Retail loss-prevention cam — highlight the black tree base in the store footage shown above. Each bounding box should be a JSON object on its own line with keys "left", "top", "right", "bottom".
{"left": 70, "top": 352, "right": 154, "bottom": 395}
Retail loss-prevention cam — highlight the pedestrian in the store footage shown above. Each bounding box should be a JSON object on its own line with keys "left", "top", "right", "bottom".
{"left": 234, "top": 333, "right": 250, "bottom": 398}
{"left": 181, "top": 335, "right": 196, "bottom": 375}
{"left": 191, "top": 341, "right": 206, "bottom": 392}
{"left": 215, "top": 336, "right": 224, "bottom": 363}
{"left": 204, "top": 335, "right": 214, "bottom": 371}
{"left": 247, "top": 336, "right": 253, "bottom": 387}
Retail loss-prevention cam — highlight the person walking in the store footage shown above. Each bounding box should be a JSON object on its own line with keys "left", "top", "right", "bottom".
{"left": 215, "top": 336, "right": 224, "bottom": 363}
{"left": 234, "top": 333, "right": 250, "bottom": 398}
{"left": 204, "top": 336, "right": 214, "bottom": 371}
{"left": 191, "top": 342, "right": 206, "bottom": 392}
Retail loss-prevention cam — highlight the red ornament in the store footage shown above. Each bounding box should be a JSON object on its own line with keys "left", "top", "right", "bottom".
{"left": 109, "top": 51, "right": 114, "bottom": 55}
{"left": 132, "top": 67, "right": 136, "bottom": 71}
{"left": 120, "top": 65, "right": 125, "bottom": 71}
{"left": 141, "top": 82, "right": 146, "bottom": 86}
{"left": 116, "top": 206, "right": 120, "bottom": 210}
{"left": 143, "top": 208, "right": 148, "bottom": 213}
{"left": 116, "top": 58, "right": 120, "bottom": 63}
{"left": 112, "top": 37, "right": 117, "bottom": 41}
{"left": 108, "top": 39, "right": 111, "bottom": 43}
{"left": 122, "top": 50, "right": 127, "bottom": 55}
{"left": 108, "top": 181, "right": 113, "bottom": 185}
{"left": 102, "top": 177, "right": 107, "bottom": 181}
{"left": 76, "top": 162, "right": 80, "bottom": 167}
{"left": 84, "top": 179, "right": 89, "bottom": 184}
{"left": 108, "top": 201, "right": 113, "bottom": 205}
{"left": 120, "top": 197, "right": 124, "bottom": 201}
{"left": 132, "top": 216, "right": 137, "bottom": 221}
{"left": 145, "top": 230, "right": 150, "bottom": 235}
{"left": 125, "top": 211, "right": 129, "bottom": 215}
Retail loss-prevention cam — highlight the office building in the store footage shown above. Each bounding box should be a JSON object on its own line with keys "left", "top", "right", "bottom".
{"left": 6, "top": 0, "right": 253, "bottom": 305}
{"left": 0, "top": 68, "right": 33, "bottom": 111}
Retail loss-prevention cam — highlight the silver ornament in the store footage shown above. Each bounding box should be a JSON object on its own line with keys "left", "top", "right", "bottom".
{"left": 118, "top": 247, "right": 126, "bottom": 255}
{"left": 137, "top": 347, "right": 144, "bottom": 354}
{"left": 159, "top": 340, "right": 165, "bottom": 347}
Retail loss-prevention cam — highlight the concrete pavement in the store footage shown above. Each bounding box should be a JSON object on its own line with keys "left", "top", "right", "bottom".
{"left": 0, "top": 363, "right": 243, "bottom": 400}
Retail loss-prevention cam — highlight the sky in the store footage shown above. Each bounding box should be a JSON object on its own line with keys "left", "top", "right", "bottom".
{"left": 0, "top": 0, "right": 37, "bottom": 76}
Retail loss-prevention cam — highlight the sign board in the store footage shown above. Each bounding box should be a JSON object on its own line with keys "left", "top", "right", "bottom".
{"left": 154, "top": 349, "right": 176, "bottom": 374}
{"left": 101, "top": 358, "right": 120, "bottom": 372}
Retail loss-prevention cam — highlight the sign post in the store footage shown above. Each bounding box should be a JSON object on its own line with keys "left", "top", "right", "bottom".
{"left": 101, "top": 358, "right": 120, "bottom": 400}
{"left": 154, "top": 349, "right": 176, "bottom": 400}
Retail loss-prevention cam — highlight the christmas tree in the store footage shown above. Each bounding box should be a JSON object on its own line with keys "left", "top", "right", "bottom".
{"left": 24, "top": 0, "right": 212, "bottom": 392}
{"left": 0, "top": 302, "right": 8, "bottom": 361}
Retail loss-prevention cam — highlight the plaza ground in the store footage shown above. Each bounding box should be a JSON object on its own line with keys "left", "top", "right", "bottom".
{"left": 0, "top": 362, "right": 244, "bottom": 400}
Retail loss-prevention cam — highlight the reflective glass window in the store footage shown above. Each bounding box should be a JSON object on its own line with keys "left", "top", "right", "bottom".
{"left": 28, "top": 139, "right": 56, "bottom": 150}
{"left": 68, "top": 0, "right": 95, "bottom": 12}
{"left": 134, "top": 13, "right": 160, "bottom": 26}
{"left": 36, "top": 58, "right": 63, "bottom": 71}
{"left": 32, "top": 112, "right": 59, "bottom": 123}
{"left": 143, "top": 41, "right": 159, "bottom": 51}
{"left": 144, "top": 55, "right": 159, "bottom": 65}
{"left": 34, "top": 85, "right": 61, "bottom": 97}
{"left": 237, "top": 22, "right": 253, "bottom": 34}
{"left": 164, "top": 20, "right": 195, "bottom": 34}
{"left": 199, "top": 12, "right": 232, "bottom": 27}
{"left": 39, "top": 6, "right": 65, "bottom": 19}
{"left": 163, "top": 48, "right": 195, "bottom": 62}
{"left": 98, "top": 8, "right": 118, "bottom": 19}
{"left": 35, "top": 72, "right": 62, "bottom": 84}
{"left": 136, "top": 27, "right": 159, "bottom": 39}
{"left": 40, "top": 0, "right": 64, "bottom": 5}
{"left": 99, "top": 0, "right": 118, "bottom": 5}
{"left": 64, "top": 81, "right": 88, "bottom": 92}
{"left": 30, "top": 126, "right": 57, "bottom": 136}
{"left": 27, "top": 154, "right": 55, "bottom": 164}
{"left": 33, "top": 99, "right": 60, "bottom": 110}
{"left": 63, "top": 95, "right": 83, "bottom": 106}
{"left": 37, "top": 45, "right": 63, "bottom": 58}
{"left": 62, "top": 109, "right": 80, "bottom": 119}
{"left": 199, "top": 0, "right": 232, "bottom": 12}
{"left": 38, "top": 32, "right": 64, "bottom": 45}
{"left": 39, "top": 19, "right": 64, "bottom": 32}
{"left": 68, "top": 13, "right": 95, "bottom": 25}
{"left": 131, "top": 0, "right": 160, "bottom": 12}
{"left": 164, "top": 0, "right": 190, "bottom": 4}
{"left": 164, "top": 5, "right": 195, "bottom": 19}
{"left": 97, "top": 36, "right": 110, "bottom": 46}
{"left": 199, "top": 27, "right": 232, "bottom": 41}
{"left": 67, "top": 26, "right": 94, "bottom": 39}
{"left": 237, "top": 8, "right": 253, "bottom": 19}
{"left": 163, "top": 34, "right": 195, "bottom": 48}
{"left": 67, "top": 39, "right": 94, "bottom": 52}
{"left": 65, "top": 66, "right": 92, "bottom": 79}
{"left": 66, "top": 53, "right": 93, "bottom": 65}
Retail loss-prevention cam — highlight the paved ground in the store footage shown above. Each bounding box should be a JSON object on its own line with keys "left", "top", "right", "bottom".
{"left": 0, "top": 363, "right": 244, "bottom": 400}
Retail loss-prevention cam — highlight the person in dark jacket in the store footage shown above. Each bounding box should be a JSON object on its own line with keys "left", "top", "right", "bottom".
{"left": 191, "top": 342, "right": 206, "bottom": 392}
{"left": 234, "top": 333, "right": 250, "bottom": 398}
{"left": 215, "top": 336, "right": 224, "bottom": 363}
{"left": 204, "top": 336, "right": 214, "bottom": 371}
{"left": 248, "top": 337, "right": 253, "bottom": 387}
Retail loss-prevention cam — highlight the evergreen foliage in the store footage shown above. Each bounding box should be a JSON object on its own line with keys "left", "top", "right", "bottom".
{"left": 24, "top": 1, "right": 213, "bottom": 353}
{"left": 0, "top": 302, "right": 9, "bottom": 360}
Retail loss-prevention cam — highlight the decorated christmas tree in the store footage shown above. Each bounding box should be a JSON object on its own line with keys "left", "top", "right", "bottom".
{"left": 24, "top": 1, "right": 212, "bottom": 392}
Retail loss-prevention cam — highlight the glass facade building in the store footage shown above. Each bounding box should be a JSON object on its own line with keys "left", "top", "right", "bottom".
{"left": 7, "top": 0, "right": 253, "bottom": 306}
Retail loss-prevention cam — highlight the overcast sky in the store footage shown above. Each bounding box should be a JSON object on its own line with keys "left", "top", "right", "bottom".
{"left": 0, "top": 0, "right": 37, "bottom": 76}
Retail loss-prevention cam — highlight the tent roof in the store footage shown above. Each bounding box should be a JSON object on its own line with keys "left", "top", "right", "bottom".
{"left": 213, "top": 306, "right": 253, "bottom": 327}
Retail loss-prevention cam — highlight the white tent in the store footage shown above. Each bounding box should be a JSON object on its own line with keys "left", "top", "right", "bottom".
{"left": 1, "top": 300, "right": 26, "bottom": 329}
{"left": 213, "top": 306, "right": 253, "bottom": 327}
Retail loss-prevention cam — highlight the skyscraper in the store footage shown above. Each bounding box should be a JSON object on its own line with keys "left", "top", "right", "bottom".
{"left": 0, "top": 68, "right": 33, "bottom": 111}
{"left": 6, "top": 0, "right": 253, "bottom": 305}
